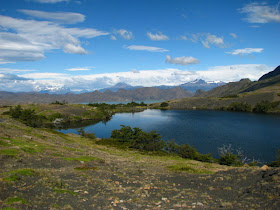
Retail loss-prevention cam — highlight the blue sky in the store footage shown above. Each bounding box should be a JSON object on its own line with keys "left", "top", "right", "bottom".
{"left": 0, "top": 0, "right": 279, "bottom": 92}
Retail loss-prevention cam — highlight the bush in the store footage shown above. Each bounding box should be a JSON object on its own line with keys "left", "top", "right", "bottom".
{"left": 160, "top": 102, "right": 169, "bottom": 108}
{"left": 77, "top": 128, "right": 96, "bottom": 140}
{"left": 110, "top": 126, "right": 165, "bottom": 151}
{"left": 8, "top": 105, "right": 45, "bottom": 127}
{"left": 227, "top": 102, "right": 252, "bottom": 112}
{"left": 218, "top": 152, "right": 244, "bottom": 166}
{"left": 268, "top": 149, "right": 280, "bottom": 167}
{"left": 253, "top": 100, "right": 272, "bottom": 113}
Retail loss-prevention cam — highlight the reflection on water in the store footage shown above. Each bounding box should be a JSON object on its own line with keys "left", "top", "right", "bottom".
{"left": 58, "top": 109, "right": 280, "bottom": 163}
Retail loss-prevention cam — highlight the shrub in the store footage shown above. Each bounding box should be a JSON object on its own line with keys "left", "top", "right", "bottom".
{"left": 110, "top": 126, "right": 165, "bottom": 151}
{"left": 160, "top": 102, "right": 169, "bottom": 108}
{"left": 218, "top": 152, "right": 243, "bottom": 166}
{"left": 77, "top": 128, "right": 96, "bottom": 140}
{"left": 253, "top": 100, "right": 272, "bottom": 113}
{"left": 268, "top": 149, "right": 280, "bottom": 167}
{"left": 227, "top": 102, "right": 252, "bottom": 112}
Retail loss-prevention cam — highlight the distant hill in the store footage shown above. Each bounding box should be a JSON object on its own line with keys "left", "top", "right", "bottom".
{"left": 164, "top": 66, "right": 280, "bottom": 111}
{"left": 259, "top": 65, "right": 280, "bottom": 81}
{"left": 194, "top": 65, "right": 280, "bottom": 98}
{"left": 194, "top": 79, "right": 252, "bottom": 98}
{"left": 99, "top": 82, "right": 143, "bottom": 92}
{"left": 0, "top": 87, "right": 193, "bottom": 105}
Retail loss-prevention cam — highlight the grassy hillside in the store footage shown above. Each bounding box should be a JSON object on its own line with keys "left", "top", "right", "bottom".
{"left": 160, "top": 83, "right": 280, "bottom": 112}
{"left": 0, "top": 106, "right": 280, "bottom": 209}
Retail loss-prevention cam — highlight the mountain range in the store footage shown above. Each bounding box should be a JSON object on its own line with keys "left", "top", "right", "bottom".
{"left": 0, "top": 66, "right": 279, "bottom": 106}
{"left": 167, "top": 65, "right": 280, "bottom": 110}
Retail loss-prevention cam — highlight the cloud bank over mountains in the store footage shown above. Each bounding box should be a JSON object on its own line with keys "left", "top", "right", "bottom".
{"left": 0, "top": 64, "right": 273, "bottom": 92}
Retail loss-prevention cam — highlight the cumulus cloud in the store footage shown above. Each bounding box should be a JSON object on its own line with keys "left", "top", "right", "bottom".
{"left": 239, "top": 2, "right": 280, "bottom": 23}
{"left": 124, "top": 45, "right": 168, "bottom": 52}
{"left": 227, "top": 48, "right": 263, "bottom": 55}
{"left": 114, "top": 29, "right": 133, "bottom": 40}
{"left": 29, "top": 0, "right": 69, "bottom": 3}
{"left": 18, "top": 10, "right": 85, "bottom": 24}
{"left": 0, "top": 14, "right": 109, "bottom": 63}
{"left": 165, "top": 55, "right": 200, "bottom": 65}
{"left": 147, "top": 32, "right": 169, "bottom": 41}
{"left": 65, "top": 67, "right": 93, "bottom": 71}
{"left": 0, "top": 64, "right": 273, "bottom": 92}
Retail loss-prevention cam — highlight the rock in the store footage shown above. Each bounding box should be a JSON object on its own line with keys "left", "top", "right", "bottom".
{"left": 260, "top": 165, "right": 269, "bottom": 171}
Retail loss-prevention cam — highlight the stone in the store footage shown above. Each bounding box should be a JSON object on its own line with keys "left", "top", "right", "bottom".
{"left": 260, "top": 165, "right": 269, "bottom": 171}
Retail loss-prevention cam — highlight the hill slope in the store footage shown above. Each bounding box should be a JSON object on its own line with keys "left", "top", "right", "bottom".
{"left": 0, "top": 111, "right": 279, "bottom": 209}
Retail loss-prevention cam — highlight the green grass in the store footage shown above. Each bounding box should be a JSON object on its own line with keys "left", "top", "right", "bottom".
{"left": 62, "top": 156, "right": 104, "bottom": 162}
{"left": 2, "top": 207, "right": 19, "bottom": 210}
{"left": 53, "top": 189, "right": 77, "bottom": 195}
{"left": 5, "top": 196, "right": 27, "bottom": 204}
{"left": 0, "top": 148, "right": 20, "bottom": 157}
{"left": 74, "top": 166, "right": 98, "bottom": 171}
{"left": 277, "top": 92, "right": 280, "bottom": 96}
{"left": 8, "top": 138, "right": 45, "bottom": 154}
{"left": 62, "top": 146, "right": 85, "bottom": 152}
{"left": 166, "top": 164, "right": 213, "bottom": 174}
{"left": 3, "top": 168, "right": 35, "bottom": 182}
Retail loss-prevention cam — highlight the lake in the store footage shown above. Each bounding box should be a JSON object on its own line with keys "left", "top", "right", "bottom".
{"left": 58, "top": 109, "right": 280, "bottom": 163}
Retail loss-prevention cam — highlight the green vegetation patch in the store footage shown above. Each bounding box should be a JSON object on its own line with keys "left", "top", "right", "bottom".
{"left": 62, "top": 146, "right": 85, "bottom": 152}
{"left": 0, "top": 140, "right": 12, "bottom": 147}
{"left": 0, "top": 148, "right": 20, "bottom": 158}
{"left": 3, "top": 168, "right": 35, "bottom": 182}
{"left": 167, "top": 164, "right": 213, "bottom": 174}
{"left": 62, "top": 156, "right": 103, "bottom": 162}
{"left": 5, "top": 196, "right": 27, "bottom": 204}
{"left": 9, "top": 138, "right": 45, "bottom": 154}
{"left": 53, "top": 189, "right": 77, "bottom": 195}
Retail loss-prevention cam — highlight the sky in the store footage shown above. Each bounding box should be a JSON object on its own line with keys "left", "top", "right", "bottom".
{"left": 0, "top": 0, "right": 279, "bottom": 92}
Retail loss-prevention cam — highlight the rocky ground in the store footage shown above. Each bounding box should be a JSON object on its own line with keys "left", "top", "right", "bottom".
{"left": 0, "top": 117, "right": 280, "bottom": 209}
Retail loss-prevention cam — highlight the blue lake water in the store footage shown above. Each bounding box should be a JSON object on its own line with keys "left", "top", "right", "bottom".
{"left": 58, "top": 109, "right": 280, "bottom": 163}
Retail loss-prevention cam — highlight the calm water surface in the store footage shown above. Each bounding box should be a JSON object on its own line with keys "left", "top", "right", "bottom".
{"left": 59, "top": 109, "right": 280, "bottom": 163}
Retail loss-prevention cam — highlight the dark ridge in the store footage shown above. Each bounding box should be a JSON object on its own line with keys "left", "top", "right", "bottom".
{"left": 259, "top": 65, "right": 280, "bottom": 81}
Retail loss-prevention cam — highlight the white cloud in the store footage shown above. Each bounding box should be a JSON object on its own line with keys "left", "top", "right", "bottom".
{"left": 29, "top": 0, "right": 69, "bottom": 3}
{"left": 201, "top": 33, "right": 225, "bottom": 48}
{"left": 114, "top": 29, "right": 133, "bottom": 40}
{"left": 21, "top": 72, "right": 69, "bottom": 80}
{"left": 227, "top": 48, "right": 263, "bottom": 55}
{"left": 147, "top": 32, "right": 169, "bottom": 41}
{"left": 1, "top": 64, "right": 273, "bottom": 92}
{"left": 131, "top": 69, "right": 140, "bottom": 73}
{"left": 124, "top": 45, "right": 168, "bottom": 52}
{"left": 0, "top": 15, "right": 109, "bottom": 63}
{"left": 180, "top": 35, "right": 188, "bottom": 40}
{"left": 18, "top": 10, "right": 85, "bottom": 24}
{"left": 110, "top": 35, "right": 117, "bottom": 40}
{"left": 183, "top": 33, "right": 226, "bottom": 48}
{"left": 165, "top": 55, "right": 200, "bottom": 65}
{"left": 239, "top": 2, "right": 280, "bottom": 23}
{"left": 229, "top": 33, "right": 237, "bottom": 39}
{"left": 0, "top": 68, "right": 37, "bottom": 73}
{"left": 65, "top": 67, "right": 93, "bottom": 71}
